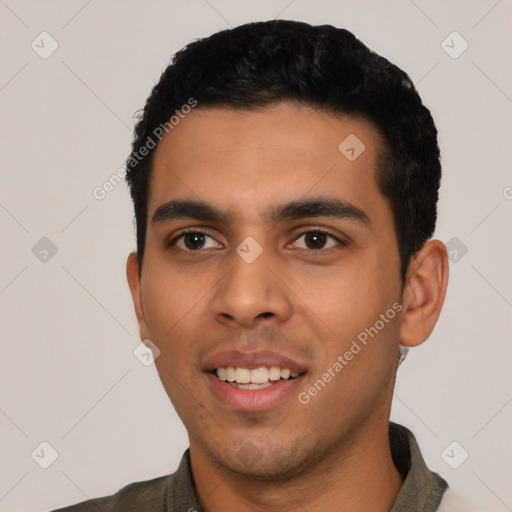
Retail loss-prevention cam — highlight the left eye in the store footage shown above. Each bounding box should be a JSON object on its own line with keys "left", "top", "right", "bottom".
{"left": 173, "top": 232, "right": 221, "bottom": 251}
{"left": 291, "top": 231, "right": 341, "bottom": 250}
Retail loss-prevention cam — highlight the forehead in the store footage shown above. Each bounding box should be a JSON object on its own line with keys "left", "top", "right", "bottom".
{"left": 148, "top": 102, "right": 387, "bottom": 221}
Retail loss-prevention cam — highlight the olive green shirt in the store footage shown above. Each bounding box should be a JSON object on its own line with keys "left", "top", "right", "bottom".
{"left": 52, "top": 422, "right": 448, "bottom": 511}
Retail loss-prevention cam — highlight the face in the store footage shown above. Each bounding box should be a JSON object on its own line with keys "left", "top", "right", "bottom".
{"left": 129, "top": 102, "right": 405, "bottom": 479}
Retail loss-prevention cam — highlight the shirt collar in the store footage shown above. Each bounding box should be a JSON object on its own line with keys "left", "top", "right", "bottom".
{"left": 389, "top": 422, "right": 448, "bottom": 511}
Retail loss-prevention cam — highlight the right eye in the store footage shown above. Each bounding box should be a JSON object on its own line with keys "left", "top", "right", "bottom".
{"left": 169, "top": 230, "right": 223, "bottom": 251}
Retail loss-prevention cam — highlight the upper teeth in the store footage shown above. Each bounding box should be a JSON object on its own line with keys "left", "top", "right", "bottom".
{"left": 216, "top": 367, "right": 300, "bottom": 384}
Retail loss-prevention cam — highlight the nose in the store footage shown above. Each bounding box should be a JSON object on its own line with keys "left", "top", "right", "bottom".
{"left": 210, "top": 246, "right": 293, "bottom": 329}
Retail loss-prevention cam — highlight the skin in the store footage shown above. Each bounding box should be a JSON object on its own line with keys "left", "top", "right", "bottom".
{"left": 127, "top": 101, "right": 449, "bottom": 511}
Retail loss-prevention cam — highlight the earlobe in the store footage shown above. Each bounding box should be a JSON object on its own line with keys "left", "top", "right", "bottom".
{"left": 126, "top": 252, "right": 150, "bottom": 340}
{"left": 398, "top": 240, "right": 449, "bottom": 347}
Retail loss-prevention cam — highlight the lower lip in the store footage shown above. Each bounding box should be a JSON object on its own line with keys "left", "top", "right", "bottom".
{"left": 206, "top": 373, "right": 305, "bottom": 412}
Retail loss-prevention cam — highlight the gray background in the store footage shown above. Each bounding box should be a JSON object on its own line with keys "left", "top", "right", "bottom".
{"left": 1, "top": 0, "right": 511, "bottom": 510}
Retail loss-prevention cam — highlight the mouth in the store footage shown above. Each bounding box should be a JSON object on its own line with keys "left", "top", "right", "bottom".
{"left": 204, "top": 351, "right": 308, "bottom": 411}
{"left": 213, "top": 366, "right": 303, "bottom": 390}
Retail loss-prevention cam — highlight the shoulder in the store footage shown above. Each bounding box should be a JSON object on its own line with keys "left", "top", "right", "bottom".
{"left": 50, "top": 449, "right": 200, "bottom": 512}
{"left": 51, "top": 474, "right": 170, "bottom": 512}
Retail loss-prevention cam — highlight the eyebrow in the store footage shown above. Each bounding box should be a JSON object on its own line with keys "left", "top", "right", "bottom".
{"left": 152, "top": 197, "right": 371, "bottom": 227}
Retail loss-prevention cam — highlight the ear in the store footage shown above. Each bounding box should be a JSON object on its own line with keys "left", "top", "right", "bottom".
{"left": 126, "top": 252, "right": 150, "bottom": 341}
{"left": 398, "top": 239, "right": 449, "bottom": 347}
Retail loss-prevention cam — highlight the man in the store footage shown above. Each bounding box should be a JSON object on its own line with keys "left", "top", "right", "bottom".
{"left": 55, "top": 19, "right": 453, "bottom": 511}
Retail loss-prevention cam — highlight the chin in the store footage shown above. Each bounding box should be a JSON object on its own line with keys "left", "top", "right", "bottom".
{"left": 205, "top": 436, "right": 322, "bottom": 482}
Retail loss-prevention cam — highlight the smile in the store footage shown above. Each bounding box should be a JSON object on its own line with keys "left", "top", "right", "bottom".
{"left": 203, "top": 350, "right": 308, "bottom": 411}
{"left": 216, "top": 366, "right": 301, "bottom": 389}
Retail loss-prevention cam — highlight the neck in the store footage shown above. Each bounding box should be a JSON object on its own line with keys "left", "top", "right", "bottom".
{"left": 191, "top": 417, "right": 403, "bottom": 512}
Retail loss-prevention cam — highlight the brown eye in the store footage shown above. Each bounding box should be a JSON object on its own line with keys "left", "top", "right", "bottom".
{"left": 292, "top": 230, "right": 341, "bottom": 251}
{"left": 183, "top": 232, "right": 206, "bottom": 250}
{"left": 172, "top": 231, "right": 221, "bottom": 251}
{"left": 304, "top": 232, "right": 328, "bottom": 249}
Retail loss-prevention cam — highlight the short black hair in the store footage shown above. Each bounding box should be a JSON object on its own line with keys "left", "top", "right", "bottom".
{"left": 126, "top": 19, "right": 441, "bottom": 281}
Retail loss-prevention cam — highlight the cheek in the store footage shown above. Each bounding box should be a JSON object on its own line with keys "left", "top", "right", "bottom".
{"left": 297, "top": 254, "right": 402, "bottom": 379}
{"left": 141, "top": 266, "right": 209, "bottom": 407}
{"left": 141, "top": 254, "right": 199, "bottom": 328}
{"left": 307, "top": 271, "right": 401, "bottom": 392}
{"left": 301, "top": 257, "right": 395, "bottom": 331}
{"left": 139, "top": 260, "right": 206, "bottom": 363}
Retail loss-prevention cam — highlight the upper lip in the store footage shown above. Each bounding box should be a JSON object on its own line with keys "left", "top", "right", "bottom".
{"left": 204, "top": 350, "right": 308, "bottom": 373}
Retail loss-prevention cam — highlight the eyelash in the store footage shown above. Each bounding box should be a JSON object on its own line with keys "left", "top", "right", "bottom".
{"left": 168, "top": 227, "right": 346, "bottom": 252}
